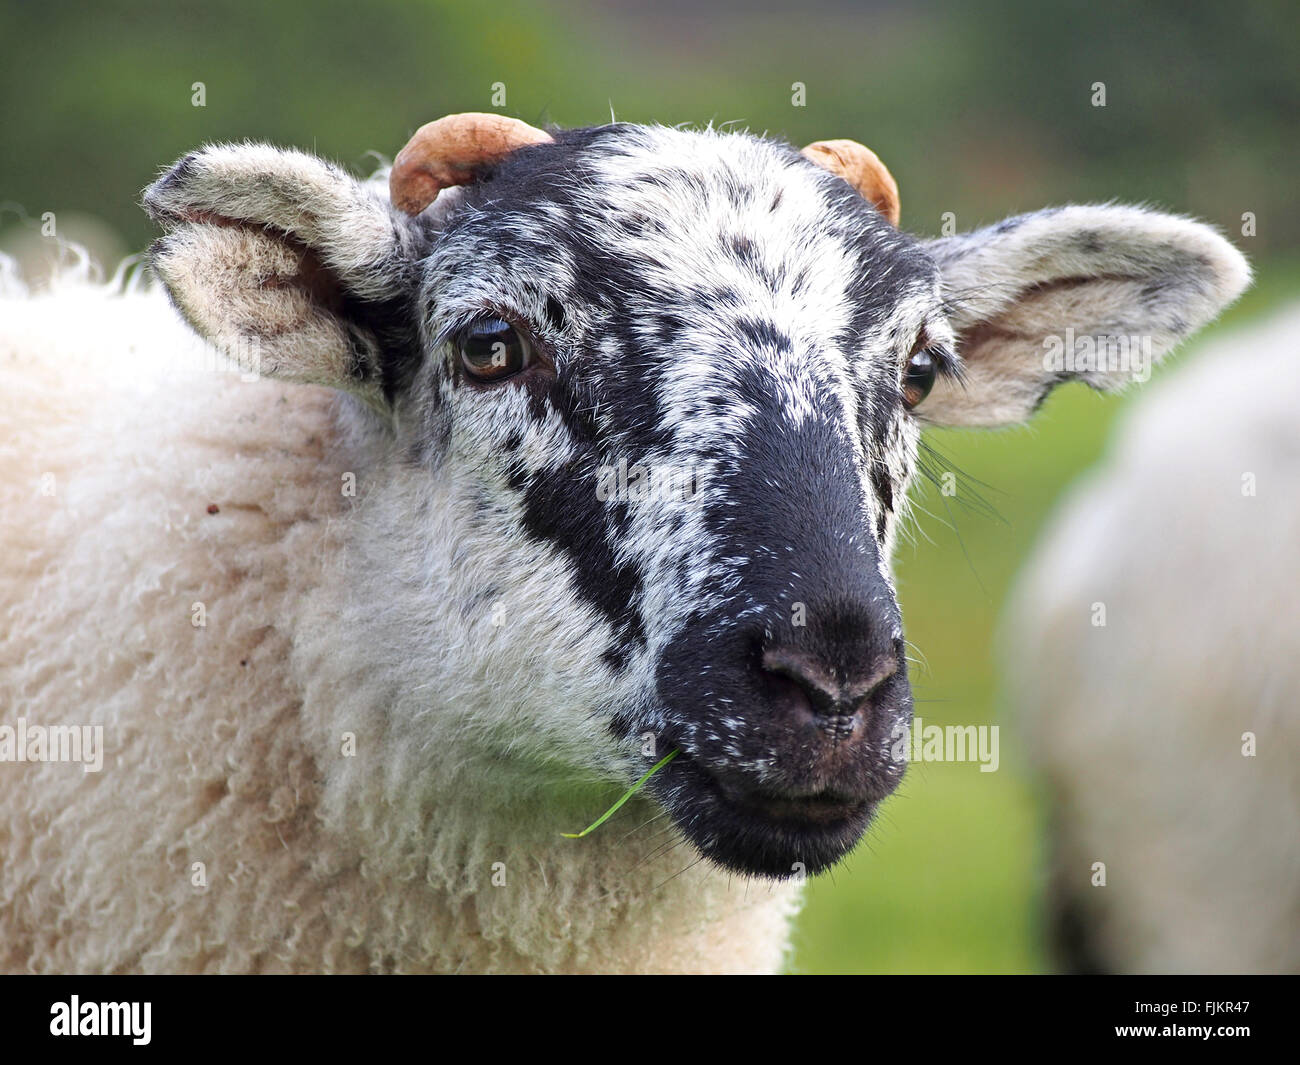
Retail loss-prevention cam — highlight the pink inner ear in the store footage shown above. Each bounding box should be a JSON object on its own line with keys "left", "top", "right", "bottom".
{"left": 172, "top": 212, "right": 347, "bottom": 310}
{"left": 151, "top": 218, "right": 374, "bottom": 394}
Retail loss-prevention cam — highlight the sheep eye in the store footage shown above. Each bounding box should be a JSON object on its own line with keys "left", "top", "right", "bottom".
{"left": 902, "top": 348, "right": 937, "bottom": 409}
{"left": 459, "top": 318, "right": 531, "bottom": 382}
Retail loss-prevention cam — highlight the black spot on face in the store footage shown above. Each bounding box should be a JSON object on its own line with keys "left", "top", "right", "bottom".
{"left": 509, "top": 452, "right": 647, "bottom": 652}
{"left": 732, "top": 316, "right": 792, "bottom": 352}
{"left": 729, "top": 233, "right": 757, "bottom": 265}
{"left": 1077, "top": 229, "right": 1103, "bottom": 254}
{"left": 545, "top": 296, "right": 568, "bottom": 333}
{"left": 870, "top": 459, "right": 895, "bottom": 540}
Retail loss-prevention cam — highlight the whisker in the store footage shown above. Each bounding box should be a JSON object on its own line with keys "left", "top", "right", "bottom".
{"left": 652, "top": 854, "right": 707, "bottom": 893}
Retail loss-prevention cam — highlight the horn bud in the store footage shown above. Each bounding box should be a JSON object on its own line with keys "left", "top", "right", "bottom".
{"left": 390, "top": 112, "right": 553, "bottom": 215}
{"left": 801, "top": 139, "right": 900, "bottom": 226}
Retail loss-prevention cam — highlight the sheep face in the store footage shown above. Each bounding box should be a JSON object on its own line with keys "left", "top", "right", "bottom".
{"left": 146, "top": 123, "right": 1249, "bottom": 879}
{"left": 408, "top": 126, "right": 950, "bottom": 878}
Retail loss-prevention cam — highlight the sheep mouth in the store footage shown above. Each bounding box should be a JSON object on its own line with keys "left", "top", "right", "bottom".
{"left": 723, "top": 788, "right": 867, "bottom": 825}
{"left": 650, "top": 749, "right": 878, "bottom": 879}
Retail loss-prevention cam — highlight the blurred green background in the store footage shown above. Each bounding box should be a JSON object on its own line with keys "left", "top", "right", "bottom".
{"left": 2, "top": 0, "right": 1295, "bottom": 972}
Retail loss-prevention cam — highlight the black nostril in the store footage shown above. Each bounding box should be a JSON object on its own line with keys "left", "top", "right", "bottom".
{"left": 761, "top": 647, "right": 841, "bottom": 717}
{"left": 761, "top": 645, "right": 899, "bottom": 720}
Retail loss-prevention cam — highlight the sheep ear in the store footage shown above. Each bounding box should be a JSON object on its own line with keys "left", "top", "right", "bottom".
{"left": 918, "top": 205, "right": 1251, "bottom": 426}
{"left": 144, "top": 144, "right": 429, "bottom": 404}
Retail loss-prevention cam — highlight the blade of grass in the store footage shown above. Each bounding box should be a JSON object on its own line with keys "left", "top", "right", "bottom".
{"left": 561, "top": 749, "right": 679, "bottom": 839}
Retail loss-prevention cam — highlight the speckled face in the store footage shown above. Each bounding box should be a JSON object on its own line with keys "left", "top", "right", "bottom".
{"left": 399, "top": 125, "right": 959, "bottom": 877}
{"left": 147, "top": 121, "right": 1249, "bottom": 881}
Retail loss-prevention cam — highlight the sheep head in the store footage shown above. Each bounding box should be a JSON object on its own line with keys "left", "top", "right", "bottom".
{"left": 144, "top": 121, "right": 1249, "bottom": 879}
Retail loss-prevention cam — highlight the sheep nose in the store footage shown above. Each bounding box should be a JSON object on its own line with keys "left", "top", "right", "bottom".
{"left": 761, "top": 645, "right": 900, "bottom": 735}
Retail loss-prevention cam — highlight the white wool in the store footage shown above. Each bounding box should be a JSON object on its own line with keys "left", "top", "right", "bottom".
{"left": 1004, "top": 303, "right": 1300, "bottom": 973}
{"left": 0, "top": 273, "right": 801, "bottom": 973}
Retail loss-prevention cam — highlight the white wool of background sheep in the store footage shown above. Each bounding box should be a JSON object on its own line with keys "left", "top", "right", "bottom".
{"left": 0, "top": 264, "right": 801, "bottom": 973}
{"left": 1005, "top": 303, "right": 1300, "bottom": 974}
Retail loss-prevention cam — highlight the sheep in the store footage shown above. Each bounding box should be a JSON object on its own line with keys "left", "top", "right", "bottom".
{"left": 0, "top": 114, "right": 1250, "bottom": 973}
{"left": 1005, "top": 302, "right": 1299, "bottom": 975}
